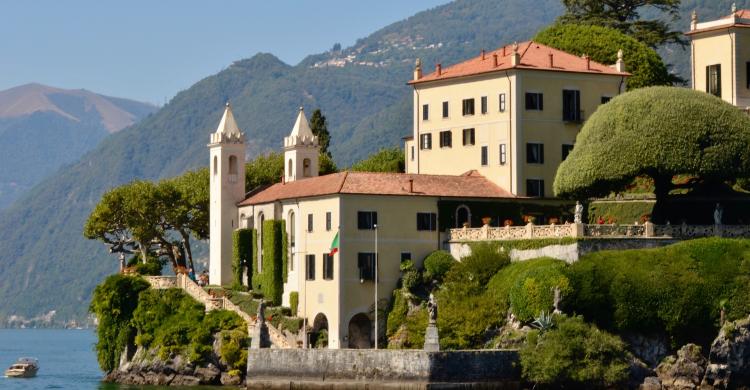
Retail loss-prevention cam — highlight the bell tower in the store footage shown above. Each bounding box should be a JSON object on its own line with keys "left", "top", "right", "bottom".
{"left": 284, "top": 107, "right": 319, "bottom": 182}
{"left": 208, "top": 103, "right": 246, "bottom": 286}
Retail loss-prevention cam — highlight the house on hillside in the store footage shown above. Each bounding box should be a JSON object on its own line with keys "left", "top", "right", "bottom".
{"left": 688, "top": 7, "right": 750, "bottom": 109}
{"left": 207, "top": 41, "right": 631, "bottom": 349}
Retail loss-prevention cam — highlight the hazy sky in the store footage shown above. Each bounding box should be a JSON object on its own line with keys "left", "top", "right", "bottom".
{"left": 0, "top": 1, "right": 449, "bottom": 105}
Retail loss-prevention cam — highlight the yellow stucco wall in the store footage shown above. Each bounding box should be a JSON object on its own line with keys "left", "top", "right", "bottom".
{"left": 691, "top": 29, "right": 736, "bottom": 104}
{"left": 410, "top": 69, "right": 624, "bottom": 196}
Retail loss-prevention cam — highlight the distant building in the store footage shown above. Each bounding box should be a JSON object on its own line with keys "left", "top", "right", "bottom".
{"left": 687, "top": 7, "right": 750, "bottom": 108}
{"left": 405, "top": 41, "right": 629, "bottom": 197}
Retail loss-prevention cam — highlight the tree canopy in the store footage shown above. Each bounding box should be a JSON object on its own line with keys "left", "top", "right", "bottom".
{"left": 554, "top": 87, "right": 750, "bottom": 221}
{"left": 534, "top": 23, "right": 672, "bottom": 89}
{"left": 558, "top": 0, "right": 684, "bottom": 48}
{"left": 349, "top": 147, "right": 405, "bottom": 173}
{"left": 309, "top": 109, "right": 331, "bottom": 158}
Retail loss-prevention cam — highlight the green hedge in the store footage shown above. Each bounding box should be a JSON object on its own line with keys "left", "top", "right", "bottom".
{"left": 232, "top": 229, "right": 252, "bottom": 288}
{"left": 289, "top": 291, "right": 299, "bottom": 316}
{"left": 588, "top": 201, "right": 654, "bottom": 224}
{"left": 508, "top": 261, "right": 571, "bottom": 322}
{"left": 566, "top": 238, "right": 750, "bottom": 346}
{"left": 487, "top": 258, "right": 566, "bottom": 321}
{"left": 250, "top": 229, "right": 257, "bottom": 287}
{"left": 281, "top": 224, "right": 289, "bottom": 283}
{"left": 252, "top": 220, "right": 285, "bottom": 305}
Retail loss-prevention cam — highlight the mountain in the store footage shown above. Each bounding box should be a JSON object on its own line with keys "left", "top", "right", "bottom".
{"left": 0, "top": 83, "right": 156, "bottom": 209}
{"left": 0, "top": 0, "right": 740, "bottom": 326}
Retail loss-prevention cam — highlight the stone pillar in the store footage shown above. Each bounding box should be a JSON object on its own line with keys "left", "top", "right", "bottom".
{"left": 423, "top": 294, "right": 440, "bottom": 352}
{"left": 644, "top": 221, "right": 655, "bottom": 237}
{"left": 714, "top": 224, "right": 723, "bottom": 237}
{"left": 526, "top": 222, "right": 534, "bottom": 239}
{"left": 251, "top": 300, "right": 270, "bottom": 349}
{"left": 571, "top": 222, "right": 585, "bottom": 238}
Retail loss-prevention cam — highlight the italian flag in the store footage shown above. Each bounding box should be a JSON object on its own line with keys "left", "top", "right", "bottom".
{"left": 329, "top": 232, "right": 339, "bottom": 256}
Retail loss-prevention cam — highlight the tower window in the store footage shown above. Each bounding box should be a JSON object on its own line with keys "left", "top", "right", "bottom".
{"left": 228, "top": 155, "right": 238, "bottom": 183}
{"left": 288, "top": 159, "right": 293, "bottom": 178}
{"left": 303, "top": 158, "right": 312, "bottom": 177}
{"left": 213, "top": 156, "right": 218, "bottom": 176}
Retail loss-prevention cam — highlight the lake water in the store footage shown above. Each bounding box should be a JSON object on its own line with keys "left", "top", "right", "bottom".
{"left": 0, "top": 329, "right": 232, "bottom": 390}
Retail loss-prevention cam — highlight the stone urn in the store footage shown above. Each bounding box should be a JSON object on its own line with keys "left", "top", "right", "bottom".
{"left": 481, "top": 217, "right": 492, "bottom": 226}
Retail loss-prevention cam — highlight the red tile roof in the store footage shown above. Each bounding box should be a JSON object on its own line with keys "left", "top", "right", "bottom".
{"left": 409, "top": 41, "right": 629, "bottom": 85}
{"left": 238, "top": 171, "right": 515, "bottom": 206}
{"left": 686, "top": 9, "right": 750, "bottom": 35}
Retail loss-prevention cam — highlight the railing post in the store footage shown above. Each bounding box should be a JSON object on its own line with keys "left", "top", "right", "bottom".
{"left": 526, "top": 222, "right": 534, "bottom": 238}
{"left": 644, "top": 221, "right": 654, "bottom": 237}
{"left": 571, "top": 222, "right": 584, "bottom": 238}
{"left": 482, "top": 224, "right": 489, "bottom": 239}
{"left": 714, "top": 224, "right": 722, "bottom": 237}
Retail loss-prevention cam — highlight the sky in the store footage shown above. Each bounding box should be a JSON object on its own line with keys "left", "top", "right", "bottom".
{"left": 0, "top": 1, "right": 449, "bottom": 105}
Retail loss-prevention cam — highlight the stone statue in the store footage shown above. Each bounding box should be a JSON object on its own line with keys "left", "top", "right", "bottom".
{"left": 251, "top": 299, "right": 270, "bottom": 349}
{"left": 574, "top": 201, "right": 584, "bottom": 224}
{"left": 714, "top": 203, "right": 723, "bottom": 225}
{"left": 427, "top": 293, "right": 438, "bottom": 324}
{"left": 257, "top": 299, "right": 266, "bottom": 324}
{"left": 553, "top": 286, "right": 562, "bottom": 314}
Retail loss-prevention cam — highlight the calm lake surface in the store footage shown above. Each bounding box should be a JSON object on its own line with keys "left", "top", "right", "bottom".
{"left": 0, "top": 329, "right": 233, "bottom": 390}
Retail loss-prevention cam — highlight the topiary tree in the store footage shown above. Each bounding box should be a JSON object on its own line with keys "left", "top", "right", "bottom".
{"left": 534, "top": 23, "right": 672, "bottom": 90}
{"left": 554, "top": 87, "right": 750, "bottom": 222}
{"left": 423, "top": 250, "right": 456, "bottom": 283}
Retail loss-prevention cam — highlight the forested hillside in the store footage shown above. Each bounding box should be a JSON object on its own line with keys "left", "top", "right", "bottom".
{"left": 0, "top": 0, "right": 743, "bottom": 325}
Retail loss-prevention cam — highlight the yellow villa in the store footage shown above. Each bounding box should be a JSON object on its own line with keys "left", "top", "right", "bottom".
{"left": 405, "top": 41, "right": 629, "bottom": 197}
{"left": 687, "top": 7, "right": 750, "bottom": 108}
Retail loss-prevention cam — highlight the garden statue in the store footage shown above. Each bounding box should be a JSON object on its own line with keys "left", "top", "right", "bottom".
{"left": 574, "top": 201, "right": 584, "bottom": 224}
{"left": 553, "top": 286, "right": 562, "bottom": 314}
{"left": 714, "top": 203, "right": 723, "bottom": 225}
{"left": 424, "top": 294, "right": 440, "bottom": 351}
{"left": 427, "top": 293, "right": 438, "bottom": 324}
{"left": 251, "top": 299, "right": 270, "bottom": 349}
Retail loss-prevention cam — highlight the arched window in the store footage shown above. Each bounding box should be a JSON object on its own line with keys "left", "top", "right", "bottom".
{"left": 213, "top": 156, "right": 218, "bottom": 176}
{"left": 228, "top": 155, "right": 238, "bottom": 183}
{"left": 303, "top": 158, "right": 312, "bottom": 177}
{"left": 456, "top": 205, "right": 471, "bottom": 228}
{"left": 288, "top": 210, "right": 295, "bottom": 272}
{"left": 288, "top": 159, "right": 293, "bottom": 178}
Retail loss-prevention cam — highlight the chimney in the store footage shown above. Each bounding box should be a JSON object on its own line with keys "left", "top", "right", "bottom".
{"left": 414, "top": 58, "right": 422, "bottom": 80}
{"left": 436, "top": 63, "right": 442, "bottom": 76}
{"left": 408, "top": 178, "right": 414, "bottom": 193}
{"left": 481, "top": 49, "right": 486, "bottom": 60}
{"left": 511, "top": 42, "right": 520, "bottom": 66}
{"left": 493, "top": 53, "right": 499, "bottom": 67}
{"left": 583, "top": 54, "right": 590, "bottom": 70}
{"left": 614, "top": 49, "right": 625, "bottom": 72}
{"left": 548, "top": 53, "right": 554, "bottom": 68}
{"left": 502, "top": 46, "right": 506, "bottom": 56}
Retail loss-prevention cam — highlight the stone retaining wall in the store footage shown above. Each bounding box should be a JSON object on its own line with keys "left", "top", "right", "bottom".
{"left": 246, "top": 349, "right": 520, "bottom": 388}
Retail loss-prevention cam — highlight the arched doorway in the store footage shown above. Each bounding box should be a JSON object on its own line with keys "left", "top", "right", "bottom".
{"left": 456, "top": 205, "right": 471, "bottom": 228}
{"left": 348, "top": 313, "right": 372, "bottom": 349}
{"left": 310, "top": 313, "right": 329, "bottom": 348}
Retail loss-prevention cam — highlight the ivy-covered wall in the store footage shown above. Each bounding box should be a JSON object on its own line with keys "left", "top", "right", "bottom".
{"left": 232, "top": 229, "right": 252, "bottom": 287}
{"left": 437, "top": 199, "right": 574, "bottom": 230}
{"left": 251, "top": 220, "right": 286, "bottom": 305}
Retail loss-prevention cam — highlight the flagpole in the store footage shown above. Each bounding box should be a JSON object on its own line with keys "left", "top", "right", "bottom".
{"left": 374, "top": 223, "right": 378, "bottom": 350}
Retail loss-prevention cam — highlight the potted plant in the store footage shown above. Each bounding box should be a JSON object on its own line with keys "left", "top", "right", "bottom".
{"left": 481, "top": 216, "right": 492, "bottom": 226}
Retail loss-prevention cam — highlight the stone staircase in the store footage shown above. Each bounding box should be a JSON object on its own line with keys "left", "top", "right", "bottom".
{"left": 144, "top": 275, "right": 294, "bottom": 348}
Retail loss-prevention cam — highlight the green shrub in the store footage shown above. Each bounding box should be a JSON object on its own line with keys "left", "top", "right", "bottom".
{"left": 289, "top": 291, "right": 299, "bottom": 316}
{"left": 400, "top": 260, "right": 420, "bottom": 292}
{"left": 423, "top": 250, "right": 456, "bottom": 283}
{"left": 252, "top": 220, "right": 284, "bottom": 305}
{"left": 232, "top": 229, "right": 252, "bottom": 288}
{"left": 486, "top": 257, "right": 564, "bottom": 317}
{"left": 133, "top": 258, "right": 164, "bottom": 276}
{"left": 89, "top": 274, "right": 150, "bottom": 372}
{"left": 520, "top": 315, "right": 630, "bottom": 388}
{"left": 218, "top": 329, "right": 249, "bottom": 370}
{"left": 566, "top": 238, "right": 750, "bottom": 346}
{"left": 509, "top": 261, "right": 571, "bottom": 322}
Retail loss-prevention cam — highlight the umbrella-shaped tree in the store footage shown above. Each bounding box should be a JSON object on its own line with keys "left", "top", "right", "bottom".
{"left": 554, "top": 86, "right": 750, "bottom": 222}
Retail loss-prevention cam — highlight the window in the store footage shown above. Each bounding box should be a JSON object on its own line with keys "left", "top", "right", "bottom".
{"left": 306, "top": 254, "right": 316, "bottom": 280}
{"left": 601, "top": 96, "right": 612, "bottom": 104}
{"left": 416, "top": 212, "right": 437, "bottom": 231}
{"left": 289, "top": 211, "right": 295, "bottom": 248}
{"left": 707, "top": 64, "right": 722, "bottom": 97}
{"left": 325, "top": 212, "right": 332, "bottom": 231}
{"left": 462, "top": 128, "right": 475, "bottom": 146}
{"left": 439, "top": 130, "right": 452, "bottom": 148}
{"left": 562, "top": 90, "right": 581, "bottom": 122}
{"left": 303, "top": 158, "right": 312, "bottom": 177}
{"left": 442, "top": 101, "right": 449, "bottom": 118}
{"left": 228, "top": 155, "right": 238, "bottom": 183}
{"left": 287, "top": 159, "right": 293, "bottom": 178}
{"left": 481, "top": 96, "right": 488, "bottom": 114}
{"left": 527, "top": 143, "right": 544, "bottom": 164}
{"left": 422, "top": 104, "right": 429, "bottom": 120}
{"left": 357, "top": 211, "right": 377, "bottom": 230}
{"left": 462, "top": 98, "right": 475, "bottom": 116}
{"left": 401, "top": 252, "right": 412, "bottom": 263}
{"left": 420, "top": 133, "right": 432, "bottom": 150}
{"left": 307, "top": 213, "right": 313, "bottom": 232}
{"left": 525, "top": 92, "right": 543, "bottom": 110}
{"left": 213, "top": 156, "right": 218, "bottom": 176}
{"left": 526, "top": 179, "right": 545, "bottom": 197}
{"left": 499, "top": 143, "right": 507, "bottom": 165}
{"left": 481, "top": 146, "right": 488, "bottom": 166}
{"left": 499, "top": 93, "right": 506, "bottom": 112}
{"left": 323, "top": 253, "right": 334, "bottom": 280}
{"left": 456, "top": 205, "right": 470, "bottom": 228}
{"left": 357, "top": 253, "right": 376, "bottom": 281}
{"left": 562, "top": 144, "right": 574, "bottom": 161}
